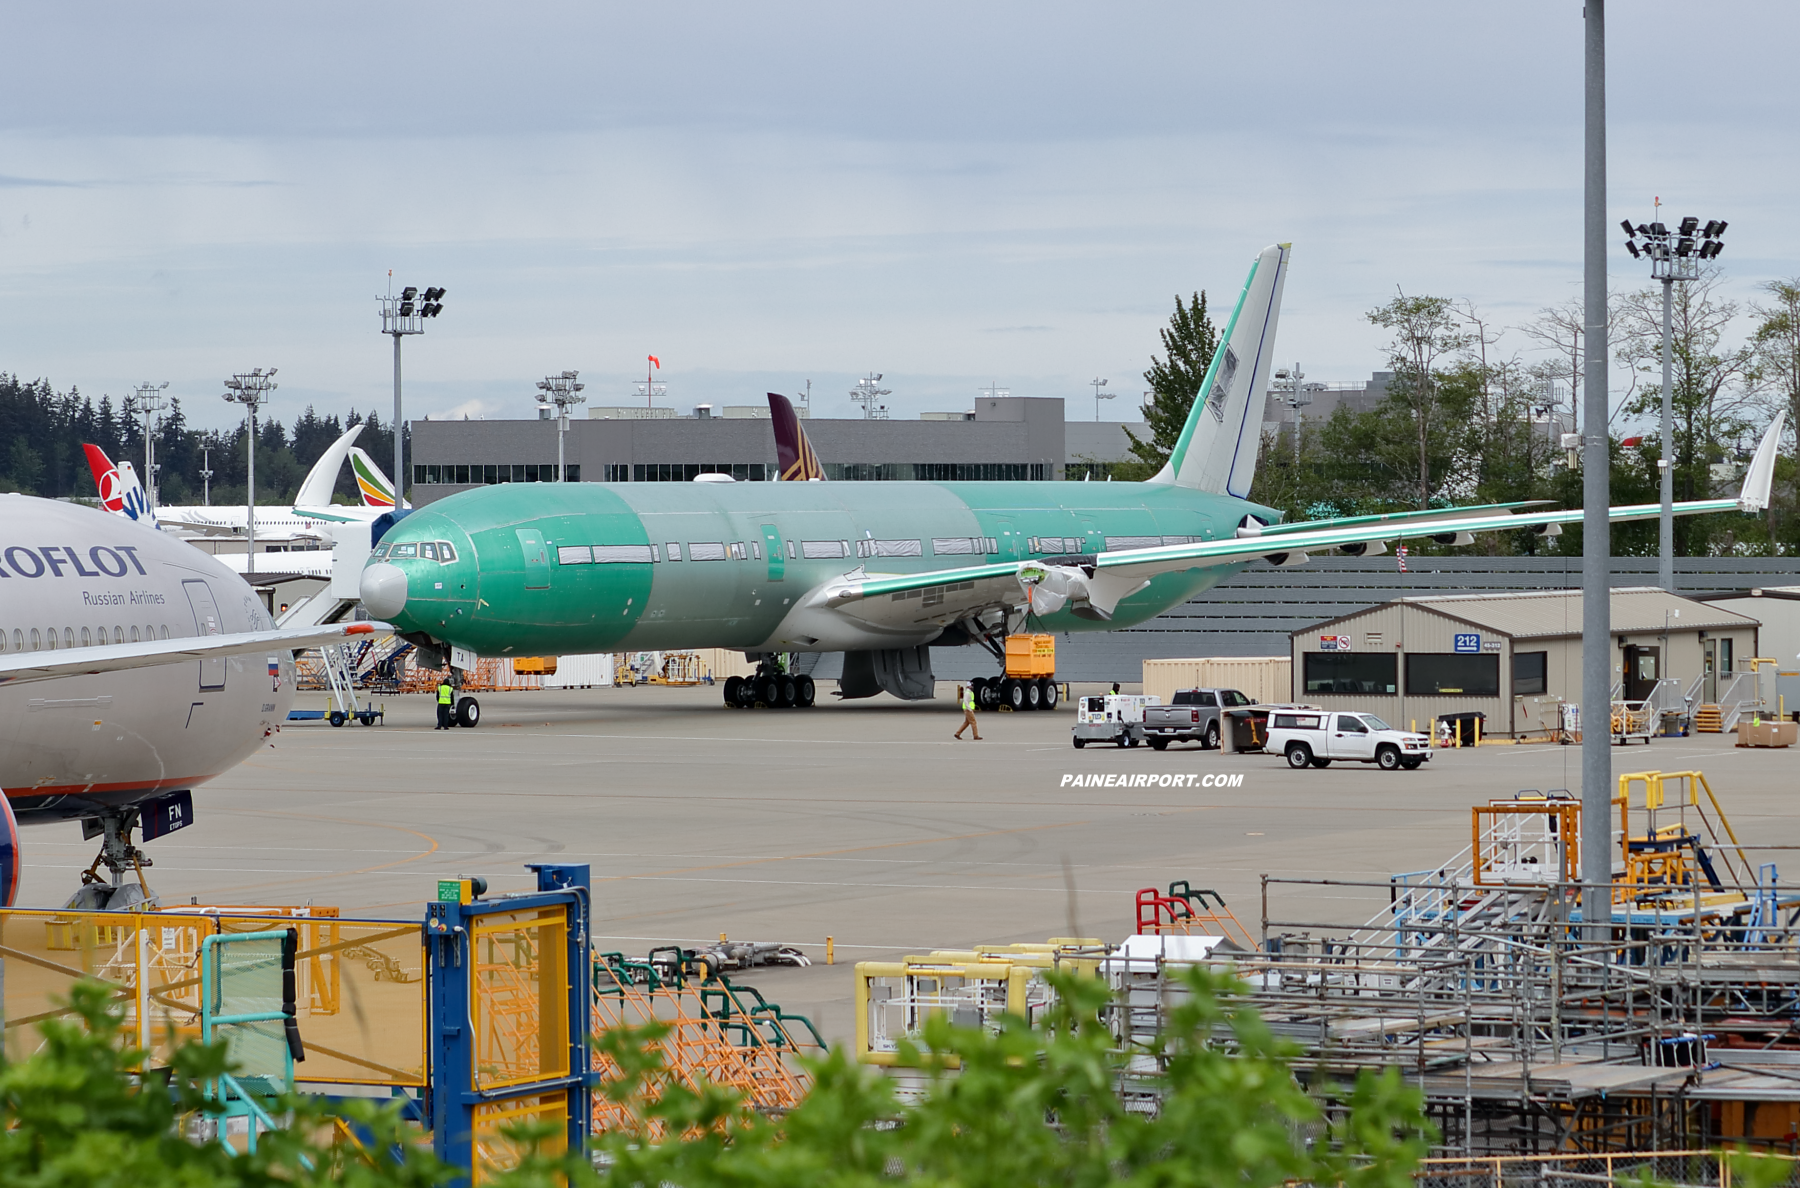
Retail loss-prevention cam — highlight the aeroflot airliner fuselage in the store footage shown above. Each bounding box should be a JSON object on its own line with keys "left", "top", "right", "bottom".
{"left": 0, "top": 498, "right": 295, "bottom": 825}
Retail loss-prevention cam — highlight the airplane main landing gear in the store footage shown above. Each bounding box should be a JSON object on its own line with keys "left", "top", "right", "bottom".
{"left": 67, "top": 810, "right": 158, "bottom": 912}
{"left": 723, "top": 660, "right": 815, "bottom": 709}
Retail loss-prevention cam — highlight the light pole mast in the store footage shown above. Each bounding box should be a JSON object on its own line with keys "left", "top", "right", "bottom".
{"left": 1090, "top": 377, "right": 1112, "bottom": 421}
{"left": 378, "top": 282, "right": 446, "bottom": 509}
{"left": 535, "top": 371, "right": 586, "bottom": 481}
{"left": 126, "top": 382, "right": 169, "bottom": 510}
{"left": 1622, "top": 211, "right": 1725, "bottom": 590}
{"left": 200, "top": 447, "right": 213, "bottom": 506}
{"left": 1275, "top": 364, "right": 1311, "bottom": 461}
{"left": 1579, "top": 0, "right": 1611, "bottom": 941}
{"left": 222, "top": 369, "right": 277, "bottom": 577}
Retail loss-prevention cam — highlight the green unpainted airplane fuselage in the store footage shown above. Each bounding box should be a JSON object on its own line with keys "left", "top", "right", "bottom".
{"left": 373, "top": 480, "right": 1278, "bottom": 657}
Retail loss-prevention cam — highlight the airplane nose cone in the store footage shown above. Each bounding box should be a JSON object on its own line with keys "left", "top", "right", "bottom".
{"left": 360, "top": 562, "right": 408, "bottom": 620}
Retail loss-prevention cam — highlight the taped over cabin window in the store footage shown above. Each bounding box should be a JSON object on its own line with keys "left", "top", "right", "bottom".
{"left": 688, "top": 542, "right": 728, "bottom": 561}
{"left": 1104, "top": 536, "right": 1162, "bottom": 551}
{"left": 787, "top": 540, "right": 795, "bottom": 559}
{"left": 666, "top": 542, "right": 682, "bottom": 561}
{"left": 857, "top": 538, "right": 923, "bottom": 559}
{"left": 558, "top": 546, "right": 593, "bottom": 565}
{"left": 802, "top": 540, "right": 849, "bottom": 559}
{"left": 592, "top": 545, "right": 656, "bottom": 564}
{"left": 729, "top": 542, "right": 748, "bottom": 560}
{"left": 932, "top": 536, "right": 995, "bottom": 556}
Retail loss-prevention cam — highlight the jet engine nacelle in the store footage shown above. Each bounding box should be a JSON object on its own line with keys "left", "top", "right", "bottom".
{"left": 0, "top": 795, "right": 19, "bottom": 908}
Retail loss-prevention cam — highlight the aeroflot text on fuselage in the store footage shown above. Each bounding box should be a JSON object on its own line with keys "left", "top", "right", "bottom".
{"left": 0, "top": 545, "right": 149, "bottom": 578}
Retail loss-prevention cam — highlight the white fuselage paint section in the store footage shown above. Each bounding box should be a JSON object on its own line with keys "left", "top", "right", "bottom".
{"left": 0, "top": 497, "right": 296, "bottom": 825}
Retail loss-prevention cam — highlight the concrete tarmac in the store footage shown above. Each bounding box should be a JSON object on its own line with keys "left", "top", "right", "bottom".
{"left": 22, "top": 685, "right": 1799, "bottom": 1044}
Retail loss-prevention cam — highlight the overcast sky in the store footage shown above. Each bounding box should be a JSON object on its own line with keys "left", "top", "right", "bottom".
{"left": 1, "top": 2, "right": 1794, "bottom": 432}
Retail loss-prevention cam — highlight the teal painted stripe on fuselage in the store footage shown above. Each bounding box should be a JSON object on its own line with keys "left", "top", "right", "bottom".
{"left": 379, "top": 480, "right": 1273, "bottom": 655}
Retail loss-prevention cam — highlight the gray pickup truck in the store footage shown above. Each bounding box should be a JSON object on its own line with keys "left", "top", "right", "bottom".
{"left": 1143, "top": 688, "right": 1256, "bottom": 750}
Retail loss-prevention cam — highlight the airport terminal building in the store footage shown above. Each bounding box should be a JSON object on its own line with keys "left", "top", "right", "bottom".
{"left": 408, "top": 396, "right": 1149, "bottom": 503}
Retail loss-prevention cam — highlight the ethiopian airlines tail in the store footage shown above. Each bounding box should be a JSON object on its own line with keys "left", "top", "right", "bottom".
{"left": 81, "top": 444, "right": 158, "bottom": 528}
{"left": 348, "top": 448, "right": 400, "bottom": 507}
{"left": 1149, "top": 242, "right": 1291, "bottom": 496}
{"left": 768, "top": 392, "right": 826, "bottom": 481}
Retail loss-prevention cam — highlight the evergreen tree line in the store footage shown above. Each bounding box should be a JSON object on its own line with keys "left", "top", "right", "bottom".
{"left": 1120, "top": 270, "right": 1800, "bottom": 558}
{"left": 0, "top": 374, "right": 407, "bottom": 506}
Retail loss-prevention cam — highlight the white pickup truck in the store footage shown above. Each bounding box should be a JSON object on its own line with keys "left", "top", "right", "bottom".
{"left": 1263, "top": 709, "right": 1432, "bottom": 771}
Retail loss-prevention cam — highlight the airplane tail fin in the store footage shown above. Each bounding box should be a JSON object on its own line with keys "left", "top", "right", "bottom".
{"left": 348, "top": 448, "right": 400, "bottom": 508}
{"left": 82, "top": 443, "right": 157, "bottom": 526}
{"left": 294, "top": 423, "right": 365, "bottom": 508}
{"left": 1148, "top": 242, "right": 1291, "bottom": 495}
{"left": 768, "top": 392, "right": 826, "bottom": 480}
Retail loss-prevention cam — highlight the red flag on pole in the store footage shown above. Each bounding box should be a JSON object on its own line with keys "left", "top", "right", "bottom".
{"left": 648, "top": 355, "right": 660, "bottom": 369}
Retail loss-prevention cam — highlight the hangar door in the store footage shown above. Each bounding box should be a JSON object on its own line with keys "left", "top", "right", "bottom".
{"left": 182, "top": 579, "right": 227, "bottom": 691}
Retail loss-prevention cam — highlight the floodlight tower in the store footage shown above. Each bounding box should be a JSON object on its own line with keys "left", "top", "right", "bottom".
{"left": 378, "top": 282, "right": 447, "bottom": 508}
{"left": 222, "top": 369, "right": 277, "bottom": 577}
{"left": 850, "top": 373, "right": 890, "bottom": 420}
{"left": 1622, "top": 208, "right": 1726, "bottom": 590}
{"left": 1090, "top": 377, "right": 1112, "bottom": 421}
{"left": 535, "top": 371, "right": 586, "bottom": 481}
{"left": 125, "top": 382, "right": 169, "bottom": 510}
{"left": 200, "top": 446, "right": 213, "bottom": 506}
{"left": 1273, "top": 364, "right": 1312, "bottom": 461}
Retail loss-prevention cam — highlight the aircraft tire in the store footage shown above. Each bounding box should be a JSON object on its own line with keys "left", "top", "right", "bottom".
{"left": 778, "top": 677, "right": 798, "bottom": 708}
{"left": 1040, "top": 680, "right": 1059, "bottom": 711}
{"left": 796, "top": 675, "right": 816, "bottom": 707}
{"left": 456, "top": 696, "right": 481, "bottom": 728}
{"left": 329, "top": 711, "right": 346, "bottom": 727}
{"left": 736, "top": 680, "right": 759, "bottom": 708}
{"left": 723, "top": 675, "right": 743, "bottom": 707}
{"left": 760, "top": 676, "right": 782, "bottom": 707}
{"left": 1025, "top": 681, "right": 1042, "bottom": 710}
{"left": 1004, "top": 679, "right": 1025, "bottom": 711}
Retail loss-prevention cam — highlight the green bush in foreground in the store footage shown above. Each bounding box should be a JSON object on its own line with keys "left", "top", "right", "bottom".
{"left": 16, "top": 966, "right": 1782, "bottom": 1188}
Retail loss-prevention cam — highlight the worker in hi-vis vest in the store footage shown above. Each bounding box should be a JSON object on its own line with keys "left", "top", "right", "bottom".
{"left": 954, "top": 683, "right": 982, "bottom": 741}
{"left": 436, "top": 677, "right": 454, "bottom": 730}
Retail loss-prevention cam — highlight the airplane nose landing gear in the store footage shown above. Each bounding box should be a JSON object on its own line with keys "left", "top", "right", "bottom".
{"left": 66, "top": 809, "right": 160, "bottom": 912}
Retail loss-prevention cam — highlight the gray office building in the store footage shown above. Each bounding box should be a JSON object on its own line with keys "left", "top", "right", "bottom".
{"left": 409, "top": 396, "right": 1154, "bottom": 503}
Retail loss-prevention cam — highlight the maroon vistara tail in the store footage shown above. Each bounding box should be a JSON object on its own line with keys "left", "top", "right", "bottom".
{"left": 768, "top": 392, "right": 825, "bottom": 481}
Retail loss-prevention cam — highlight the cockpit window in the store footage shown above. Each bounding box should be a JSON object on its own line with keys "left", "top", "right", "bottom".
{"left": 420, "top": 542, "right": 438, "bottom": 561}
{"left": 390, "top": 543, "right": 418, "bottom": 559}
{"left": 371, "top": 543, "right": 391, "bottom": 560}
{"left": 437, "top": 542, "right": 457, "bottom": 563}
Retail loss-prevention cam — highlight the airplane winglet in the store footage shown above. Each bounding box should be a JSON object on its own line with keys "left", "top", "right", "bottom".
{"left": 1738, "top": 411, "right": 1786, "bottom": 513}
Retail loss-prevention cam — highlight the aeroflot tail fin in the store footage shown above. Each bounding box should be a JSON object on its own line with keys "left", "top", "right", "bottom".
{"left": 1149, "top": 242, "right": 1291, "bottom": 495}
{"left": 348, "top": 448, "right": 400, "bottom": 508}
{"left": 82, "top": 444, "right": 158, "bottom": 527}
{"left": 768, "top": 392, "right": 826, "bottom": 481}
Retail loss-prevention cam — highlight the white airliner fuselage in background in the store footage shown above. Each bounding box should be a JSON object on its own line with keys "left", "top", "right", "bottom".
{"left": 0, "top": 496, "right": 383, "bottom": 909}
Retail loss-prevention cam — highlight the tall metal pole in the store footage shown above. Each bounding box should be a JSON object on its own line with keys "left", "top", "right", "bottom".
{"left": 246, "top": 406, "right": 258, "bottom": 577}
{"left": 1579, "top": 0, "right": 1613, "bottom": 940}
{"left": 393, "top": 332, "right": 404, "bottom": 509}
{"left": 1658, "top": 277, "right": 1675, "bottom": 589}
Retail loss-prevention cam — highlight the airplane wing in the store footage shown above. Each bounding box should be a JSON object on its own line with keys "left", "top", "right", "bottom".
{"left": 0, "top": 622, "right": 389, "bottom": 687}
{"left": 819, "top": 412, "right": 1785, "bottom": 628}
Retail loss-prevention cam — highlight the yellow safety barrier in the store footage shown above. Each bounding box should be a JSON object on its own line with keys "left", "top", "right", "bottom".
{"left": 0, "top": 907, "right": 427, "bottom": 1087}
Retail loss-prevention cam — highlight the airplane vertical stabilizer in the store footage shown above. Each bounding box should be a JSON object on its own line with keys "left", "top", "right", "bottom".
{"left": 348, "top": 447, "right": 400, "bottom": 508}
{"left": 1148, "top": 242, "right": 1291, "bottom": 496}
{"left": 768, "top": 392, "right": 826, "bottom": 480}
{"left": 293, "top": 423, "right": 365, "bottom": 508}
{"left": 82, "top": 444, "right": 157, "bottom": 526}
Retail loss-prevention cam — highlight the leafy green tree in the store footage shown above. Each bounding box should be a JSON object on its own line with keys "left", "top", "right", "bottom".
{"left": 1126, "top": 291, "right": 1218, "bottom": 471}
{"left": 1750, "top": 277, "right": 1800, "bottom": 549}
{"left": 1367, "top": 292, "right": 1476, "bottom": 507}
{"left": 1614, "top": 270, "right": 1757, "bottom": 556}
